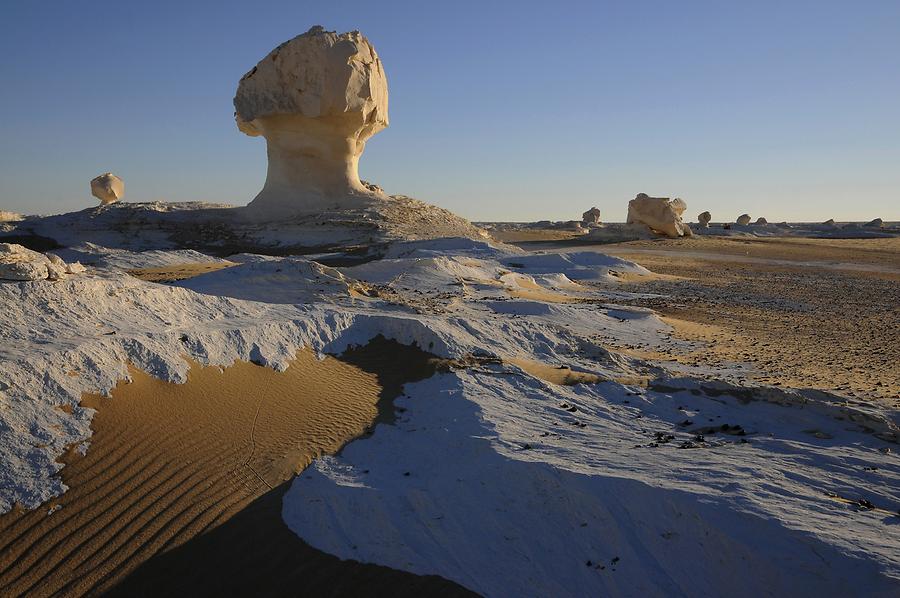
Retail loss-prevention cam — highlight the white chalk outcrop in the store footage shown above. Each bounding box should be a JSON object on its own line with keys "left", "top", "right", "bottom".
{"left": 0, "top": 243, "right": 85, "bottom": 281}
{"left": 0, "top": 211, "right": 23, "bottom": 222}
{"left": 865, "top": 218, "right": 884, "bottom": 228}
{"left": 697, "top": 211, "right": 711, "bottom": 227}
{"left": 581, "top": 207, "right": 601, "bottom": 227}
{"left": 755, "top": 217, "right": 768, "bottom": 225}
{"left": 626, "top": 194, "right": 691, "bottom": 238}
{"left": 736, "top": 214, "right": 751, "bottom": 226}
{"left": 91, "top": 173, "right": 124, "bottom": 205}
{"left": 235, "top": 26, "right": 388, "bottom": 216}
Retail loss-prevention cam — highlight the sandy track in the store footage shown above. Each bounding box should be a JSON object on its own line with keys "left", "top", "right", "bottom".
{"left": 0, "top": 340, "right": 471, "bottom": 597}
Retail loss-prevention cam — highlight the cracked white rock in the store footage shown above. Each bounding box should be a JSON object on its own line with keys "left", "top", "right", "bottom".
{"left": 626, "top": 194, "right": 691, "bottom": 238}
{"left": 0, "top": 243, "right": 85, "bottom": 281}
{"left": 90, "top": 173, "right": 125, "bottom": 205}
{"left": 235, "top": 26, "right": 389, "bottom": 216}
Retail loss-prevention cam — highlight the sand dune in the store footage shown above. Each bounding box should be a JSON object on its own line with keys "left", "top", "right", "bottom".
{"left": 0, "top": 339, "right": 468, "bottom": 597}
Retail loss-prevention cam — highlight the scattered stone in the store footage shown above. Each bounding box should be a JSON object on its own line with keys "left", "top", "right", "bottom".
{"left": 90, "top": 173, "right": 125, "bottom": 205}
{"left": 736, "top": 214, "right": 751, "bottom": 226}
{"left": 626, "top": 193, "right": 692, "bottom": 238}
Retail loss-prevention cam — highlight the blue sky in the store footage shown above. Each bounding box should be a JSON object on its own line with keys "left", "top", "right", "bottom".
{"left": 1, "top": 0, "right": 898, "bottom": 221}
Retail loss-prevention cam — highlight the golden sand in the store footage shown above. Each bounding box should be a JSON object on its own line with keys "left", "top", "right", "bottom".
{"left": 0, "top": 340, "right": 469, "bottom": 597}
{"left": 127, "top": 262, "right": 235, "bottom": 282}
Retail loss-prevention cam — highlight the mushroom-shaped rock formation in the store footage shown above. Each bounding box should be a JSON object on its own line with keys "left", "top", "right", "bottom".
{"left": 91, "top": 173, "right": 124, "bottom": 205}
{"left": 736, "top": 214, "right": 751, "bottom": 226}
{"left": 755, "top": 217, "right": 768, "bottom": 225}
{"left": 235, "top": 26, "right": 389, "bottom": 216}
{"left": 626, "top": 194, "right": 691, "bottom": 238}
{"left": 865, "top": 218, "right": 884, "bottom": 228}
{"left": 697, "top": 211, "right": 711, "bottom": 227}
{"left": 582, "top": 207, "right": 602, "bottom": 227}
{"left": 0, "top": 243, "right": 85, "bottom": 281}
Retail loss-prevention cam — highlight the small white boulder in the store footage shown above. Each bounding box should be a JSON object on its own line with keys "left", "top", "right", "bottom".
{"left": 736, "top": 214, "right": 751, "bottom": 226}
{"left": 91, "top": 173, "right": 125, "bottom": 205}
{"left": 755, "top": 217, "right": 768, "bottom": 225}
{"left": 864, "top": 218, "right": 884, "bottom": 228}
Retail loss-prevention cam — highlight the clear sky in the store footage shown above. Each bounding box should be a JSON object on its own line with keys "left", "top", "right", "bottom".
{"left": 1, "top": 0, "right": 898, "bottom": 222}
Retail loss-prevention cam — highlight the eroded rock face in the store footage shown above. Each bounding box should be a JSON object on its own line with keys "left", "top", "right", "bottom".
{"left": 0, "top": 243, "right": 85, "bottom": 281}
{"left": 736, "top": 214, "right": 751, "bottom": 226}
{"left": 698, "top": 211, "right": 711, "bottom": 227}
{"left": 626, "top": 193, "right": 691, "bottom": 238}
{"left": 235, "top": 26, "right": 389, "bottom": 216}
{"left": 755, "top": 217, "right": 768, "bottom": 225}
{"left": 0, "top": 211, "right": 23, "bottom": 222}
{"left": 582, "top": 207, "right": 601, "bottom": 226}
{"left": 91, "top": 173, "right": 124, "bottom": 205}
{"left": 865, "top": 218, "right": 884, "bottom": 228}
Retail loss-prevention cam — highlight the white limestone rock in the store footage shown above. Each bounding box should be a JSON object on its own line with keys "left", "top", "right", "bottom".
{"left": 626, "top": 193, "right": 691, "bottom": 238}
{"left": 0, "top": 211, "right": 23, "bottom": 222}
{"left": 235, "top": 26, "right": 389, "bottom": 216}
{"left": 582, "top": 207, "right": 602, "bottom": 226}
{"left": 865, "top": 218, "right": 884, "bottom": 228}
{"left": 736, "top": 214, "right": 752, "bottom": 226}
{"left": 0, "top": 243, "right": 85, "bottom": 281}
{"left": 91, "top": 173, "right": 125, "bottom": 205}
{"left": 697, "top": 211, "right": 711, "bottom": 227}
{"left": 755, "top": 217, "right": 768, "bottom": 225}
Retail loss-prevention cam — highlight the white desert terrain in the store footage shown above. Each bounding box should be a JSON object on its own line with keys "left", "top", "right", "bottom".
{"left": 1, "top": 25, "right": 899, "bottom": 598}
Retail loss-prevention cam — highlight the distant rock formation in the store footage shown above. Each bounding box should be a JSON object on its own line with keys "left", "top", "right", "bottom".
{"left": 755, "top": 217, "right": 768, "bottom": 225}
{"left": 0, "top": 243, "right": 85, "bottom": 281}
{"left": 581, "top": 207, "right": 601, "bottom": 227}
{"left": 822, "top": 218, "right": 836, "bottom": 227}
{"left": 865, "top": 218, "right": 884, "bottom": 228}
{"left": 626, "top": 194, "right": 691, "bottom": 238}
{"left": 91, "top": 173, "right": 124, "bottom": 205}
{"left": 0, "top": 211, "right": 23, "bottom": 222}
{"left": 235, "top": 26, "right": 388, "bottom": 216}
{"left": 736, "top": 214, "right": 751, "bottom": 226}
{"left": 697, "top": 211, "right": 711, "bottom": 227}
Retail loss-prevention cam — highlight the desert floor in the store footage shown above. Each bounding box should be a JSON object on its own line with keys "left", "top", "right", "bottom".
{"left": 512, "top": 235, "right": 900, "bottom": 405}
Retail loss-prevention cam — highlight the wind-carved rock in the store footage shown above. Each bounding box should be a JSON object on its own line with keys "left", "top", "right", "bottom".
{"left": 581, "top": 207, "right": 602, "bottom": 227}
{"left": 698, "top": 211, "right": 711, "bottom": 227}
{"left": 736, "top": 214, "right": 751, "bottom": 226}
{"left": 235, "top": 26, "right": 389, "bottom": 217}
{"left": 91, "top": 173, "right": 124, "bottom": 205}
{"left": 626, "top": 194, "right": 691, "bottom": 238}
